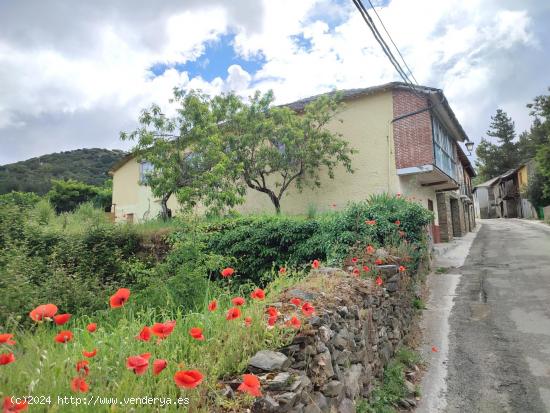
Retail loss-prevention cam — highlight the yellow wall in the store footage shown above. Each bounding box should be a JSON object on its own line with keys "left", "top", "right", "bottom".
{"left": 518, "top": 165, "right": 528, "bottom": 190}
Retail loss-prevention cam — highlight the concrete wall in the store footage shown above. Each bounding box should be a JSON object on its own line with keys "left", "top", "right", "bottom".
{"left": 436, "top": 192, "right": 453, "bottom": 242}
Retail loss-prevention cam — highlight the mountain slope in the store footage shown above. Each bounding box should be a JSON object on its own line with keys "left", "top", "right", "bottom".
{"left": 0, "top": 148, "right": 126, "bottom": 195}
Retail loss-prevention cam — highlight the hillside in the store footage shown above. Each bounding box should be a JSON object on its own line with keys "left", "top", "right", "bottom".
{"left": 0, "top": 148, "right": 126, "bottom": 195}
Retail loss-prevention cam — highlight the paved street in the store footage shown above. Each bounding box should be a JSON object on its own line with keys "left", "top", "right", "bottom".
{"left": 419, "top": 219, "right": 550, "bottom": 413}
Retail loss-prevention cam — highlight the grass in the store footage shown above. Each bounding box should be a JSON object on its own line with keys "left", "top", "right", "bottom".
{"left": 412, "top": 298, "right": 426, "bottom": 310}
{"left": 356, "top": 348, "right": 422, "bottom": 413}
{"left": 0, "top": 274, "right": 302, "bottom": 412}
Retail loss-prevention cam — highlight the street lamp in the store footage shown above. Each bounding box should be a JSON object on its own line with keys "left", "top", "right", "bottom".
{"left": 465, "top": 140, "right": 474, "bottom": 155}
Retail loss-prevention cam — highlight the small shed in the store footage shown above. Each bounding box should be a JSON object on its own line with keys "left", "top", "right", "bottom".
{"left": 473, "top": 176, "right": 500, "bottom": 219}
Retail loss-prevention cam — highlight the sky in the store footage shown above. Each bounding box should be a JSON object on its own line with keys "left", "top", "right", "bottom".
{"left": 0, "top": 0, "right": 549, "bottom": 165}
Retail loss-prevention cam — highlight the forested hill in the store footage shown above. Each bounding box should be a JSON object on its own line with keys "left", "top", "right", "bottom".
{"left": 0, "top": 148, "right": 126, "bottom": 195}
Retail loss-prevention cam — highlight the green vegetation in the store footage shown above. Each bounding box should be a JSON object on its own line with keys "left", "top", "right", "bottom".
{"left": 412, "top": 298, "right": 426, "bottom": 310}
{"left": 0, "top": 148, "right": 125, "bottom": 195}
{"left": 357, "top": 348, "right": 422, "bottom": 413}
{"left": 47, "top": 179, "right": 112, "bottom": 213}
{"left": 121, "top": 89, "right": 355, "bottom": 216}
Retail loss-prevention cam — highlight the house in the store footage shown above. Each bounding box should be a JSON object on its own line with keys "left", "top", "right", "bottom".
{"left": 110, "top": 82, "right": 476, "bottom": 242}
{"left": 473, "top": 160, "right": 537, "bottom": 219}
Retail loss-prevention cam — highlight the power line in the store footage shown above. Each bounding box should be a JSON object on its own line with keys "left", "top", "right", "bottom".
{"left": 365, "top": 0, "right": 419, "bottom": 85}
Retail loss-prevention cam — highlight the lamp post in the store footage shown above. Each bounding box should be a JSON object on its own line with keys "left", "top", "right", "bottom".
{"left": 465, "top": 140, "right": 474, "bottom": 155}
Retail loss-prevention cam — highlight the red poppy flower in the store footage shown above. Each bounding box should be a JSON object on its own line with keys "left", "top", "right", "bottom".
{"left": 366, "top": 245, "right": 375, "bottom": 254}
{"left": 266, "top": 307, "right": 278, "bottom": 317}
{"left": 394, "top": 220, "right": 401, "bottom": 226}
{"left": 375, "top": 276, "right": 383, "bottom": 286}
{"left": 375, "top": 258, "right": 383, "bottom": 265}
{"left": 279, "top": 267, "right": 287, "bottom": 275}
{"left": 82, "top": 349, "right": 97, "bottom": 358}
{"left": 54, "top": 330, "right": 73, "bottom": 344}
{"left": 109, "top": 288, "right": 130, "bottom": 308}
{"left": 153, "top": 359, "right": 167, "bottom": 375}
{"left": 399, "top": 265, "right": 406, "bottom": 272}
{"left": 237, "top": 373, "right": 262, "bottom": 397}
{"left": 136, "top": 326, "right": 151, "bottom": 342}
{"left": 250, "top": 288, "right": 265, "bottom": 300}
{"left": 351, "top": 257, "right": 358, "bottom": 264}
{"left": 126, "top": 354, "right": 150, "bottom": 375}
{"left": 287, "top": 316, "right": 301, "bottom": 329}
{"left": 301, "top": 302, "right": 315, "bottom": 317}
{"left": 220, "top": 267, "right": 235, "bottom": 278}
{"left": 0, "top": 334, "right": 15, "bottom": 346}
{"left": 352, "top": 268, "right": 360, "bottom": 277}
{"left": 244, "top": 317, "right": 252, "bottom": 327}
{"left": 86, "top": 323, "right": 97, "bottom": 333}
{"left": 174, "top": 370, "right": 203, "bottom": 389}
{"left": 226, "top": 307, "right": 241, "bottom": 320}
{"left": 365, "top": 220, "right": 376, "bottom": 225}
{"left": 312, "top": 260, "right": 320, "bottom": 269}
{"left": 189, "top": 327, "right": 204, "bottom": 341}
{"left": 53, "top": 314, "right": 71, "bottom": 326}
{"left": 71, "top": 377, "right": 89, "bottom": 393}
{"left": 363, "top": 265, "right": 370, "bottom": 272}
{"left": 231, "top": 297, "right": 246, "bottom": 306}
{"left": 208, "top": 299, "right": 217, "bottom": 312}
{"left": 2, "top": 397, "right": 28, "bottom": 413}
{"left": 0, "top": 352, "right": 15, "bottom": 365}
{"left": 76, "top": 360, "right": 89, "bottom": 376}
{"left": 29, "top": 304, "right": 58, "bottom": 322}
{"left": 431, "top": 345, "right": 439, "bottom": 353}
{"left": 290, "top": 298, "right": 301, "bottom": 306}
{"left": 396, "top": 193, "right": 401, "bottom": 198}
{"left": 151, "top": 321, "right": 176, "bottom": 339}
{"left": 267, "top": 315, "right": 277, "bottom": 326}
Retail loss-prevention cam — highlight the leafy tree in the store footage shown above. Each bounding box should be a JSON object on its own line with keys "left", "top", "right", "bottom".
{"left": 475, "top": 109, "right": 520, "bottom": 181}
{"left": 526, "top": 89, "right": 550, "bottom": 202}
{"left": 220, "top": 91, "right": 355, "bottom": 213}
{"left": 47, "top": 179, "right": 111, "bottom": 213}
{"left": 122, "top": 89, "right": 355, "bottom": 216}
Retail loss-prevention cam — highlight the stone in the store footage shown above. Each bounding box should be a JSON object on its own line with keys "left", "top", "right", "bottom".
{"left": 288, "top": 289, "right": 317, "bottom": 301}
{"left": 252, "top": 395, "right": 280, "bottom": 413}
{"left": 314, "top": 350, "right": 334, "bottom": 379}
{"left": 249, "top": 350, "right": 290, "bottom": 372}
{"left": 264, "top": 372, "right": 292, "bottom": 391}
{"left": 319, "top": 326, "right": 333, "bottom": 343}
{"left": 321, "top": 380, "right": 343, "bottom": 398}
{"left": 343, "top": 364, "right": 363, "bottom": 399}
{"left": 336, "top": 306, "right": 349, "bottom": 317}
{"left": 338, "top": 398, "right": 355, "bottom": 413}
{"left": 304, "top": 392, "right": 328, "bottom": 413}
{"left": 221, "top": 384, "right": 234, "bottom": 399}
{"left": 386, "top": 282, "right": 398, "bottom": 293}
{"left": 309, "top": 316, "right": 323, "bottom": 327}
{"left": 404, "top": 379, "right": 416, "bottom": 396}
{"left": 275, "top": 392, "right": 300, "bottom": 410}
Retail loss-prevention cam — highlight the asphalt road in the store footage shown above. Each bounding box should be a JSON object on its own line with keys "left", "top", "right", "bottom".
{"left": 444, "top": 219, "right": 550, "bottom": 412}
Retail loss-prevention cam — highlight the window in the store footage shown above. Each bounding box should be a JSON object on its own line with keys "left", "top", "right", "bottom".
{"left": 139, "top": 161, "right": 154, "bottom": 185}
{"left": 432, "top": 116, "right": 457, "bottom": 180}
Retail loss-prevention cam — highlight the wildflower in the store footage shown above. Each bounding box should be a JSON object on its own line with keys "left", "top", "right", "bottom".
{"left": 244, "top": 317, "right": 252, "bottom": 327}
{"left": 396, "top": 193, "right": 401, "bottom": 198}
{"left": 301, "top": 302, "right": 315, "bottom": 317}
{"left": 189, "top": 327, "right": 204, "bottom": 341}
{"left": 363, "top": 265, "right": 370, "bottom": 272}
{"left": 365, "top": 220, "right": 376, "bottom": 225}
{"left": 375, "top": 276, "right": 383, "bottom": 286}
{"left": 208, "top": 300, "right": 217, "bottom": 312}
{"left": 279, "top": 267, "right": 287, "bottom": 275}
{"left": 126, "top": 353, "right": 151, "bottom": 375}
{"left": 237, "top": 374, "right": 262, "bottom": 397}
{"left": 351, "top": 257, "right": 358, "bottom": 264}
{"left": 352, "top": 268, "right": 360, "bottom": 277}
{"left": 250, "top": 288, "right": 265, "bottom": 300}
{"left": 86, "top": 323, "right": 97, "bottom": 333}
{"left": 54, "top": 330, "right": 73, "bottom": 344}
{"left": 82, "top": 349, "right": 97, "bottom": 358}
{"left": 220, "top": 267, "right": 235, "bottom": 278}
{"left": 395, "top": 220, "right": 401, "bottom": 226}
{"left": 2, "top": 396, "right": 27, "bottom": 412}
{"left": 375, "top": 258, "right": 383, "bottom": 265}
{"left": 109, "top": 288, "right": 130, "bottom": 308}
{"left": 29, "top": 304, "right": 58, "bottom": 322}
{"left": 290, "top": 298, "right": 301, "bottom": 306}
{"left": 71, "top": 377, "right": 89, "bottom": 393}
{"left": 151, "top": 321, "right": 176, "bottom": 340}
{"left": 399, "top": 265, "right": 406, "bottom": 272}
{"left": 53, "top": 314, "right": 71, "bottom": 326}
{"left": 431, "top": 345, "right": 439, "bottom": 353}
{"left": 174, "top": 370, "right": 203, "bottom": 389}
{"left": 267, "top": 315, "right": 277, "bottom": 326}
{"left": 76, "top": 360, "right": 89, "bottom": 376}
{"left": 226, "top": 307, "right": 241, "bottom": 320}
{"left": 366, "top": 245, "right": 375, "bottom": 254}
{"left": 312, "top": 260, "right": 320, "bottom": 269}
{"left": 266, "top": 307, "right": 278, "bottom": 317}
{"left": 0, "top": 334, "right": 15, "bottom": 346}
{"left": 232, "top": 297, "right": 246, "bottom": 306}
{"left": 136, "top": 326, "right": 151, "bottom": 342}
{"left": 153, "top": 359, "right": 167, "bottom": 375}
{"left": 0, "top": 352, "right": 15, "bottom": 365}
{"left": 287, "top": 316, "right": 301, "bottom": 329}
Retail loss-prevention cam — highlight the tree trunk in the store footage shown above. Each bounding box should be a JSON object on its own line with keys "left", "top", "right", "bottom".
{"left": 160, "top": 192, "right": 172, "bottom": 221}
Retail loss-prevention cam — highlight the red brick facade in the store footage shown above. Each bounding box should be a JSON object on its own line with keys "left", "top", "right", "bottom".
{"left": 392, "top": 89, "right": 434, "bottom": 169}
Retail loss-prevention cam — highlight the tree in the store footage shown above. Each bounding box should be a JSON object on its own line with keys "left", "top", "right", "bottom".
{"left": 220, "top": 91, "right": 355, "bottom": 213}
{"left": 47, "top": 179, "right": 110, "bottom": 213}
{"left": 122, "top": 89, "right": 355, "bottom": 216}
{"left": 475, "top": 109, "right": 520, "bottom": 182}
